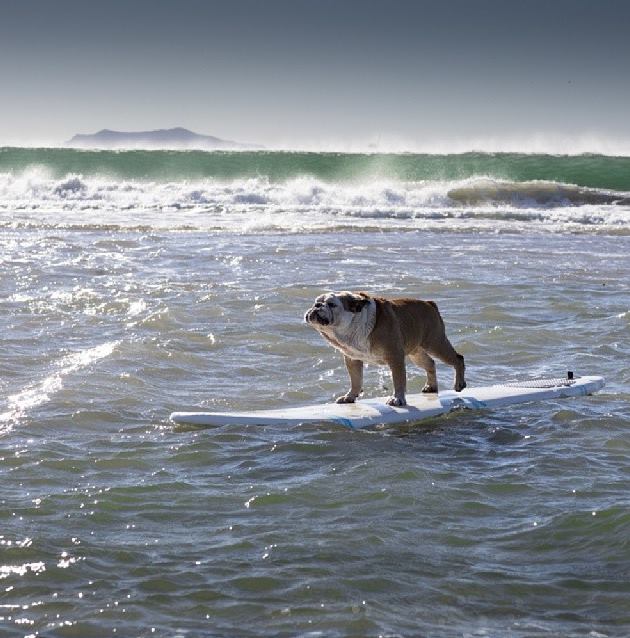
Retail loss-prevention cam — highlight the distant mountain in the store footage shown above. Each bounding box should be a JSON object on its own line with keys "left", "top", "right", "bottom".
{"left": 66, "top": 127, "right": 260, "bottom": 149}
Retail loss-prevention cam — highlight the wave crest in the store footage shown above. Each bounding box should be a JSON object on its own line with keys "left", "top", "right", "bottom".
{"left": 1, "top": 171, "right": 629, "bottom": 233}
{"left": 448, "top": 179, "right": 630, "bottom": 207}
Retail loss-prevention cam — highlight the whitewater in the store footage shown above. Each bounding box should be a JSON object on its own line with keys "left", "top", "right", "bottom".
{"left": 1, "top": 148, "right": 630, "bottom": 233}
{"left": 1, "top": 147, "right": 629, "bottom": 638}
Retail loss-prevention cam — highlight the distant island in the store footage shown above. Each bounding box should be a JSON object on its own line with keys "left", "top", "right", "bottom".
{"left": 65, "top": 127, "right": 261, "bottom": 150}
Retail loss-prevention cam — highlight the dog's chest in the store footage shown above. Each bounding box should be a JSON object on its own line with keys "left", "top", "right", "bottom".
{"left": 320, "top": 328, "right": 382, "bottom": 364}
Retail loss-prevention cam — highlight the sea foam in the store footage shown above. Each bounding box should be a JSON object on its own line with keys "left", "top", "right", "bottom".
{"left": 1, "top": 170, "right": 629, "bottom": 234}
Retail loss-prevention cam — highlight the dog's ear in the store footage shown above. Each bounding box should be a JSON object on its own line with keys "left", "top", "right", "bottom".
{"left": 341, "top": 292, "right": 370, "bottom": 313}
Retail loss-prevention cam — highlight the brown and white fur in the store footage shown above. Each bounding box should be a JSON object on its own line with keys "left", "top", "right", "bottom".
{"left": 304, "top": 291, "right": 466, "bottom": 406}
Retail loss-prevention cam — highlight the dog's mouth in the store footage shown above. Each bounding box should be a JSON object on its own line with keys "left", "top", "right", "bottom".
{"left": 305, "top": 308, "right": 330, "bottom": 326}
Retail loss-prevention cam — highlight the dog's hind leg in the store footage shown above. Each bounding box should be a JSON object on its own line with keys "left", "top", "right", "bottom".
{"left": 427, "top": 338, "right": 466, "bottom": 392}
{"left": 410, "top": 349, "right": 438, "bottom": 393}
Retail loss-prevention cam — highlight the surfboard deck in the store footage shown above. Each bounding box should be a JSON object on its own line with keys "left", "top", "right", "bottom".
{"left": 170, "top": 374, "right": 604, "bottom": 428}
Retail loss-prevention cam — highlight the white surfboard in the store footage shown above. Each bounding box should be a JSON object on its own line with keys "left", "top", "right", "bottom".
{"left": 170, "top": 374, "right": 604, "bottom": 429}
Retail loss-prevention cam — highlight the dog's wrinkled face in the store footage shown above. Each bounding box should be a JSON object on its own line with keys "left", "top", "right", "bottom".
{"left": 304, "top": 292, "right": 340, "bottom": 327}
{"left": 304, "top": 292, "right": 369, "bottom": 329}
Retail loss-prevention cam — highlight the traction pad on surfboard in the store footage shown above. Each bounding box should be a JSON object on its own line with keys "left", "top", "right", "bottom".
{"left": 498, "top": 377, "right": 577, "bottom": 389}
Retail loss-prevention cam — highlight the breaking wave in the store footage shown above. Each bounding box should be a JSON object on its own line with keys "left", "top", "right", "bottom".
{"left": 1, "top": 149, "right": 629, "bottom": 233}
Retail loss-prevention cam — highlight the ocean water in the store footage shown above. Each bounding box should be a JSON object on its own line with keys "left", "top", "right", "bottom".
{"left": 1, "top": 149, "right": 629, "bottom": 638}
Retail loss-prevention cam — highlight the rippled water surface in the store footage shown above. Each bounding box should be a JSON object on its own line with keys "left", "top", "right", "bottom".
{"left": 1, "top": 226, "right": 629, "bottom": 637}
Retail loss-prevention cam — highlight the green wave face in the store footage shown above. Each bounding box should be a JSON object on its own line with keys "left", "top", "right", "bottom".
{"left": 2, "top": 148, "right": 630, "bottom": 191}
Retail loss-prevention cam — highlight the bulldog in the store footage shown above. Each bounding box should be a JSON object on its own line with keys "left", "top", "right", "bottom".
{"left": 304, "top": 291, "right": 466, "bottom": 406}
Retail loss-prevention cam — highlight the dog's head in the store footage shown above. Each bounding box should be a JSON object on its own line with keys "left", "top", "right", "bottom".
{"left": 304, "top": 291, "right": 371, "bottom": 329}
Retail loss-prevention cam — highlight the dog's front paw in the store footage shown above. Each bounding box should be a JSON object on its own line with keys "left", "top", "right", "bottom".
{"left": 454, "top": 380, "right": 467, "bottom": 392}
{"left": 386, "top": 396, "right": 407, "bottom": 407}
{"left": 335, "top": 393, "right": 357, "bottom": 404}
{"left": 422, "top": 383, "right": 438, "bottom": 393}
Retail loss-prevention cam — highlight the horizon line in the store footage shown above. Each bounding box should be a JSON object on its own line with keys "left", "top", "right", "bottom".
{"left": 3, "top": 140, "right": 630, "bottom": 157}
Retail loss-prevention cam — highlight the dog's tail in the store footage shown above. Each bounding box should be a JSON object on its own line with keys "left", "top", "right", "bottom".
{"left": 426, "top": 300, "right": 445, "bottom": 327}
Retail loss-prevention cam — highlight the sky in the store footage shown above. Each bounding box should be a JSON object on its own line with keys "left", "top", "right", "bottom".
{"left": 1, "top": 0, "right": 629, "bottom": 151}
